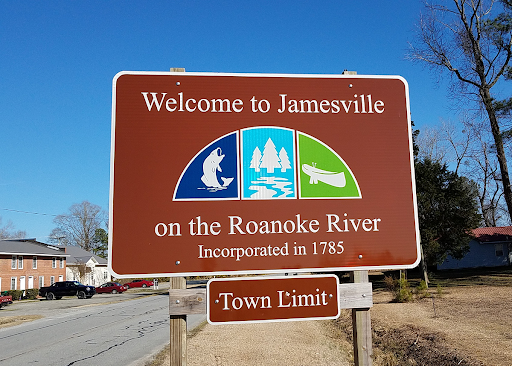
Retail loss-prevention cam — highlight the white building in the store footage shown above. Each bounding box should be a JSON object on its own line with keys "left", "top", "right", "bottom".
{"left": 63, "top": 246, "right": 110, "bottom": 286}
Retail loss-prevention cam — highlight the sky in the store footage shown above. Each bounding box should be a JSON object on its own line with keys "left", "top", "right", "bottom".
{"left": 0, "top": 1, "right": 459, "bottom": 241}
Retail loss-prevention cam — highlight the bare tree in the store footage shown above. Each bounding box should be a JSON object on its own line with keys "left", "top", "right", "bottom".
{"left": 0, "top": 217, "right": 27, "bottom": 240}
{"left": 416, "top": 118, "right": 472, "bottom": 171}
{"left": 416, "top": 123, "right": 449, "bottom": 162}
{"left": 49, "top": 201, "right": 106, "bottom": 252}
{"left": 464, "top": 119, "right": 509, "bottom": 225}
{"left": 417, "top": 115, "right": 509, "bottom": 225}
{"left": 440, "top": 118, "right": 473, "bottom": 174}
{"left": 409, "top": 0, "right": 512, "bottom": 222}
{"left": 69, "top": 260, "right": 89, "bottom": 283}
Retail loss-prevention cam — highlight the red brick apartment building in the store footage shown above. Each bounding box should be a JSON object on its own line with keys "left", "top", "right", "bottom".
{"left": 0, "top": 239, "right": 67, "bottom": 292}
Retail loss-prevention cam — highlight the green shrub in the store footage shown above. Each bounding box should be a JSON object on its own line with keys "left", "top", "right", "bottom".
{"left": 4, "top": 290, "right": 24, "bottom": 300}
{"left": 24, "top": 289, "right": 39, "bottom": 300}
{"left": 395, "top": 287, "right": 413, "bottom": 302}
{"left": 415, "top": 280, "right": 429, "bottom": 299}
{"left": 393, "top": 273, "right": 413, "bottom": 303}
{"left": 436, "top": 284, "right": 443, "bottom": 297}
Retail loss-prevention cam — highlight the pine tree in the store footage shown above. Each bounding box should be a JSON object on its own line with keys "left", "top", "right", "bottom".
{"left": 415, "top": 158, "right": 482, "bottom": 265}
{"left": 250, "top": 147, "right": 262, "bottom": 172}
{"left": 278, "top": 147, "right": 291, "bottom": 172}
{"left": 260, "top": 138, "right": 281, "bottom": 173}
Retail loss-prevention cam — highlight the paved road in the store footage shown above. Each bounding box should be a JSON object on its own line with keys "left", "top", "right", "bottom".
{"left": 0, "top": 289, "right": 206, "bottom": 366}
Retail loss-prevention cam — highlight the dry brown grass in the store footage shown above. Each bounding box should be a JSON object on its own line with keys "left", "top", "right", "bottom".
{"left": 369, "top": 286, "right": 512, "bottom": 366}
{"left": 360, "top": 267, "right": 512, "bottom": 366}
{"left": 0, "top": 315, "right": 43, "bottom": 329}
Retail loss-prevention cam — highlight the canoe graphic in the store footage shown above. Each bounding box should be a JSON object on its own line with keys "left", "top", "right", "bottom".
{"left": 302, "top": 163, "right": 346, "bottom": 188}
{"left": 297, "top": 132, "right": 361, "bottom": 199}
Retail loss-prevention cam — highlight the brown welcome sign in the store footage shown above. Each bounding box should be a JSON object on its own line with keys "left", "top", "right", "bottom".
{"left": 109, "top": 72, "right": 420, "bottom": 277}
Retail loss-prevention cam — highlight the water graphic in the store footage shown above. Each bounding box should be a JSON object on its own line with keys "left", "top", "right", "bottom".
{"left": 249, "top": 177, "right": 293, "bottom": 198}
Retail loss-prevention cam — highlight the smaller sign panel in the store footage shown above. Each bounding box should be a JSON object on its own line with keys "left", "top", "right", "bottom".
{"left": 207, "top": 275, "right": 340, "bottom": 324}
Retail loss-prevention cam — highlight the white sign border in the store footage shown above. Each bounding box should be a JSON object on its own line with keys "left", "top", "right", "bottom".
{"left": 108, "top": 71, "right": 421, "bottom": 278}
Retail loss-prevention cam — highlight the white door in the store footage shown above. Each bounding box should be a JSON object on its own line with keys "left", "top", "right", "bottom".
{"left": 58, "top": 275, "right": 63, "bottom": 282}
{"left": 28, "top": 276, "right": 34, "bottom": 289}
{"left": 20, "top": 276, "right": 26, "bottom": 291}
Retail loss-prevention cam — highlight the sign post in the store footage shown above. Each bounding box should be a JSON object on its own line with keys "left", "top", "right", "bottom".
{"left": 167, "top": 68, "right": 187, "bottom": 366}
{"left": 169, "top": 277, "right": 187, "bottom": 366}
{"left": 352, "top": 270, "right": 373, "bottom": 365}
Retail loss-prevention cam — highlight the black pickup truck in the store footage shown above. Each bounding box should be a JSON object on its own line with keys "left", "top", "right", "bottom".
{"left": 39, "top": 281, "right": 96, "bottom": 300}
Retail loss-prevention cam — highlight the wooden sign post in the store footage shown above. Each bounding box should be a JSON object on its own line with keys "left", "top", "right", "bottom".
{"left": 168, "top": 68, "right": 187, "bottom": 366}
{"left": 169, "top": 277, "right": 187, "bottom": 365}
{"left": 352, "top": 271, "right": 373, "bottom": 365}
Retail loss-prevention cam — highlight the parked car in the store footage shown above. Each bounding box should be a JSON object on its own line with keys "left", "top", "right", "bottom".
{"left": 95, "top": 282, "right": 126, "bottom": 294}
{"left": 0, "top": 293, "right": 13, "bottom": 308}
{"left": 39, "top": 281, "right": 96, "bottom": 300}
{"left": 123, "top": 279, "right": 153, "bottom": 289}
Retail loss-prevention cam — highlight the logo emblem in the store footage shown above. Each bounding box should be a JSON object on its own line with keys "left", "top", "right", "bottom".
{"left": 173, "top": 127, "right": 361, "bottom": 201}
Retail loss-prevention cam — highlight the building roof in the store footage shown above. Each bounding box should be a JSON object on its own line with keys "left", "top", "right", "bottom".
{"left": 63, "top": 245, "right": 107, "bottom": 265}
{"left": 0, "top": 238, "right": 68, "bottom": 257}
{"left": 473, "top": 226, "right": 512, "bottom": 243}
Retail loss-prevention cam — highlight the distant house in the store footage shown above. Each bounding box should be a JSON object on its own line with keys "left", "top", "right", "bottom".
{"left": 438, "top": 226, "right": 512, "bottom": 270}
{"left": 0, "top": 238, "right": 67, "bottom": 292}
{"left": 63, "top": 246, "right": 110, "bottom": 286}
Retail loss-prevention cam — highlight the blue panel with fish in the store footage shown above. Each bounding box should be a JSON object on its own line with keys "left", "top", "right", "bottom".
{"left": 173, "top": 132, "right": 239, "bottom": 201}
{"left": 241, "top": 127, "right": 296, "bottom": 200}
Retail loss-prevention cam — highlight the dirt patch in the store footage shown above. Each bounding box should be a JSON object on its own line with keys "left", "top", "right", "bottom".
{"left": 0, "top": 315, "right": 43, "bottom": 329}
{"left": 148, "top": 320, "right": 350, "bottom": 366}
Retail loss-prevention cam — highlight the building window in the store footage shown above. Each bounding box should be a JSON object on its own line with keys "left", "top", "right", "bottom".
{"left": 33, "top": 256, "right": 37, "bottom": 269}
{"left": 60, "top": 258, "right": 64, "bottom": 268}
{"left": 18, "top": 256, "right": 23, "bottom": 270}
{"left": 52, "top": 257, "right": 57, "bottom": 268}
{"left": 11, "top": 256, "right": 17, "bottom": 269}
{"left": 11, "top": 277, "right": 17, "bottom": 290}
{"left": 495, "top": 244, "right": 504, "bottom": 257}
{"left": 103, "top": 271, "right": 108, "bottom": 280}
{"left": 50, "top": 276, "right": 55, "bottom": 285}
{"left": 39, "top": 276, "right": 44, "bottom": 288}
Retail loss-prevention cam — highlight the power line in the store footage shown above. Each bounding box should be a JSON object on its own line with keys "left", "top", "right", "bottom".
{"left": 0, "top": 208, "right": 58, "bottom": 217}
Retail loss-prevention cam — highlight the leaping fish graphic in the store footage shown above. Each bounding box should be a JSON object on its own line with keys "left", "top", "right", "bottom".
{"left": 201, "top": 148, "right": 233, "bottom": 189}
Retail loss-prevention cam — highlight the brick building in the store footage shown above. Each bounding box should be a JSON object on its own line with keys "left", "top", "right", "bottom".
{"left": 0, "top": 239, "right": 68, "bottom": 292}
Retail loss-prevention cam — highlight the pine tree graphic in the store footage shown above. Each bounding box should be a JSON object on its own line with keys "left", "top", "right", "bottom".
{"left": 278, "top": 147, "right": 291, "bottom": 172}
{"left": 250, "top": 146, "right": 262, "bottom": 172}
{"left": 260, "top": 138, "right": 281, "bottom": 173}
